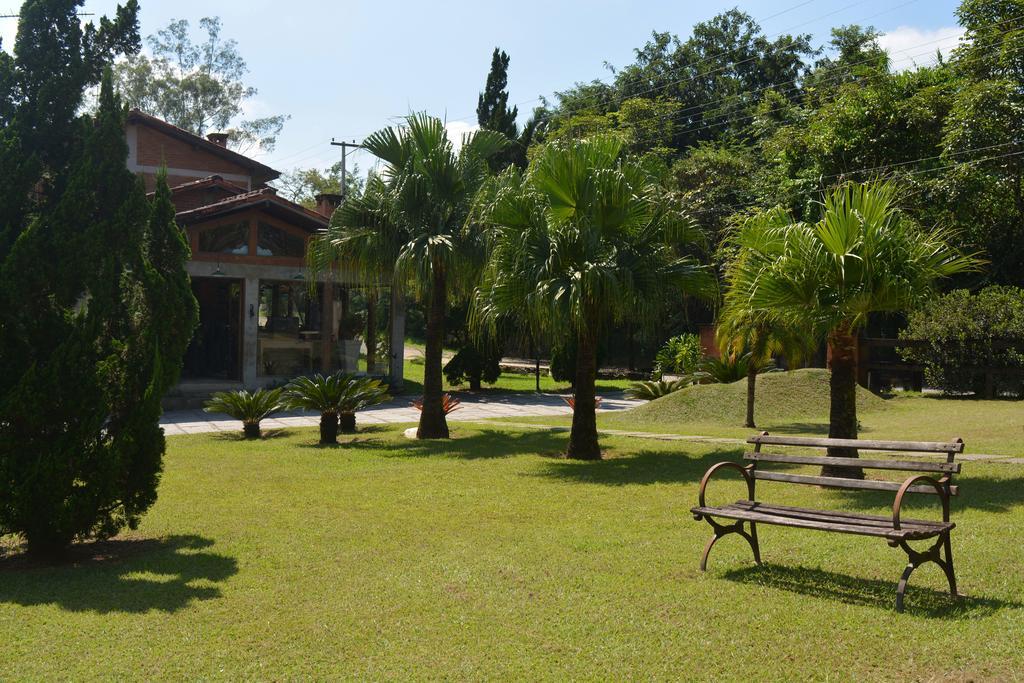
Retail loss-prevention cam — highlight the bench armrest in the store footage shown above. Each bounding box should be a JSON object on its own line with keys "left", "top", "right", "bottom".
{"left": 892, "top": 474, "right": 951, "bottom": 530}
{"left": 695, "top": 461, "right": 755, "bottom": 512}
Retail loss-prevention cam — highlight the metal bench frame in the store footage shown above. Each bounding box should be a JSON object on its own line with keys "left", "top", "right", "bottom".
{"left": 691, "top": 432, "right": 963, "bottom": 612}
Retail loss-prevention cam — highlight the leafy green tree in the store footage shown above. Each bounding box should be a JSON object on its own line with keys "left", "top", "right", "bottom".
{"left": 311, "top": 114, "right": 507, "bottom": 439}
{"left": 899, "top": 286, "right": 1024, "bottom": 397}
{"left": 0, "top": 1, "right": 196, "bottom": 558}
{"left": 275, "top": 161, "right": 364, "bottom": 209}
{"left": 725, "top": 182, "right": 977, "bottom": 472}
{"left": 593, "top": 10, "right": 815, "bottom": 150}
{"left": 932, "top": 1, "right": 1024, "bottom": 285}
{"left": 474, "top": 136, "right": 714, "bottom": 459}
{"left": 112, "top": 16, "right": 288, "bottom": 152}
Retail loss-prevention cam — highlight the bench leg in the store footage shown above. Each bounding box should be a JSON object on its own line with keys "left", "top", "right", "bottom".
{"left": 699, "top": 518, "right": 762, "bottom": 571}
{"left": 894, "top": 533, "right": 956, "bottom": 612}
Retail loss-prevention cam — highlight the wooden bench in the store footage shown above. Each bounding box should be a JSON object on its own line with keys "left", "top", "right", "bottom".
{"left": 691, "top": 432, "right": 963, "bottom": 612}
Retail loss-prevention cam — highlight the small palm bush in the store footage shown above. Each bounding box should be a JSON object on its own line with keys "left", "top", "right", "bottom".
{"left": 699, "top": 353, "right": 777, "bottom": 384}
{"left": 626, "top": 374, "right": 707, "bottom": 400}
{"left": 204, "top": 388, "right": 284, "bottom": 439}
{"left": 336, "top": 374, "right": 391, "bottom": 433}
{"left": 285, "top": 373, "right": 391, "bottom": 440}
{"left": 284, "top": 374, "right": 350, "bottom": 444}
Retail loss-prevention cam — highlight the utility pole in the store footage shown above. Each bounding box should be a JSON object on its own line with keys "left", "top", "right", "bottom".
{"left": 330, "top": 139, "right": 362, "bottom": 201}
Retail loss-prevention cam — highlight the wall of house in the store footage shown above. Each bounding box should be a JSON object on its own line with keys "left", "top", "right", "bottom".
{"left": 127, "top": 122, "right": 254, "bottom": 191}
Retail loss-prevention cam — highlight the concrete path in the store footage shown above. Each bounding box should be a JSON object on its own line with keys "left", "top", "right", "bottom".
{"left": 160, "top": 391, "right": 643, "bottom": 436}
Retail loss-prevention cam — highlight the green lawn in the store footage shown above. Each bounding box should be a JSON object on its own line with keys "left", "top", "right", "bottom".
{"left": 399, "top": 357, "right": 632, "bottom": 395}
{"left": 508, "top": 368, "right": 1024, "bottom": 457}
{"left": 2, "top": 424, "right": 1023, "bottom": 679}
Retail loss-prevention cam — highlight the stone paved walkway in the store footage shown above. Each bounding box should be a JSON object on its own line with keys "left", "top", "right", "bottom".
{"left": 160, "top": 392, "right": 644, "bottom": 435}
{"left": 161, "top": 394, "right": 1023, "bottom": 465}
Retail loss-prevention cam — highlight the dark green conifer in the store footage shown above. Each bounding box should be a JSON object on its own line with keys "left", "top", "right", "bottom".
{"left": 0, "top": 1, "right": 193, "bottom": 558}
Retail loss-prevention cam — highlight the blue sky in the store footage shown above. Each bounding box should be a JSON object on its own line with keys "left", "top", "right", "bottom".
{"left": 2, "top": 0, "right": 965, "bottom": 175}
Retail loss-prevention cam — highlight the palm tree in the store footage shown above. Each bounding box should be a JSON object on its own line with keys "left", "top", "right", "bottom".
{"left": 473, "top": 136, "right": 715, "bottom": 459}
{"left": 309, "top": 114, "right": 507, "bottom": 440}
{"left": 717, "top": 244, "right": 813, "bottom": 429}
{"left": 309, "top": 174, "right": 401, "bottom": 380}
{"left": 726, "top": 181, "right": 978, "bottom": 471}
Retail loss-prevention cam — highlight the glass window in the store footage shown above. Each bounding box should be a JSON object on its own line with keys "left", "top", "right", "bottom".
{"left": 199, "top": 221, "right": 249, "bottom": 255}
{"left": 257, "top": 280, "right": 323, "bottom": 376}
{"left": 257, "top": 222, "right": 306, "bottom": 258}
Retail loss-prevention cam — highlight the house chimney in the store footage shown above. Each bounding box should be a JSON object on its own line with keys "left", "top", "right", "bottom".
{"left": 206, "top": 132, "right": 229, "bottom": 147}
{"left": 315, "top": 192, "right": 344, "bottom": 218}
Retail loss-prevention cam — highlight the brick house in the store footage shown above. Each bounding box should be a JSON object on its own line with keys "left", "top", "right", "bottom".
{"left": 126, "top": 110, "right": 404, "bottom": 391}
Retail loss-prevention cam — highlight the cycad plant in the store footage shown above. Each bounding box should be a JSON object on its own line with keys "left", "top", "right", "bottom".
{"left": 308, "top": 114, "right": 507, "bottom": 440}
{"left": 336, "top": 374, "right": 391, "bottom": 433}
{"left": 285, "top": 373, "right": 391, "bottom": 442}
{"left": 285, "top": 374, "right": 348, "bottom": 444}
{"left": 725, "top": 181, "right": 978, "bottom": 471}
{"left": 473, "top": 136, "right": 715, "bottom": 459}
{"left": 204, "top": 388, "right": 285, "bottom": 439}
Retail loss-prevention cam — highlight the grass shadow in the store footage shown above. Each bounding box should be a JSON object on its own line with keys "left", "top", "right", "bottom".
{"left": 0, "top": 534, "right": 237, "bottom": 614}
{"left": 209, "top": 428, "right": 292, "bottom": 442}
{"left": 721, "top": 563, "right": 1017, "bottom": 618}
{"left": 335, "top": 427, "right": 571, "bottom": 460}
{"left": 823, "top": 473, "right": 1024, "bottom": 515}
{"left": 534, "top": 447, "right": 743, "bottom": 486}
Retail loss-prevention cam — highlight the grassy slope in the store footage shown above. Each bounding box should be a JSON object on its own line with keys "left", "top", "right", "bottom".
{"left": 511, "top": 368, "right": 1024, "bottom": 456}
{"left": 2, "top": 424, "right": 1023, "bottom": 679}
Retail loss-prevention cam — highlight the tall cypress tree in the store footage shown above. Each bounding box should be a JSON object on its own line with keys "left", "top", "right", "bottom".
{"left": 476, "top": 47, "right": 521, "bottom": 171}
{"left": 477, "top": 48, "right": 519, "bottom": 138}
{"left": 0, "top": 1, "right": 195, "bottom": 558}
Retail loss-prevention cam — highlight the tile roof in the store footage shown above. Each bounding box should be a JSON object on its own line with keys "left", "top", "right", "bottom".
{"left": 127, "top": 109, "right": 280, "bottom": 182}
{"left": 174, "top": 187, "right": 329, "bottom": 232}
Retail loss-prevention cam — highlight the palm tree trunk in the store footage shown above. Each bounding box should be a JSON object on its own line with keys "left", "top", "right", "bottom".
{"left": 366, "top": 292, "right": 377, "bottom": 374}
{"left": 566, "top": 328, "right": 600, "bottom": 460}
{"left": 745, "top": 366, "right": 757, "bottom": 428}
{"left": 824, "top": 328, "right": 863, "bottom": 478}
{"left": 339, "top": 412, "right": 356, "bottom": 433}
{"left": 417, "top": 266, "right": 449, "bottom": 439}
{"left": 319, "top": 413, "right": 339, "bottom": 444}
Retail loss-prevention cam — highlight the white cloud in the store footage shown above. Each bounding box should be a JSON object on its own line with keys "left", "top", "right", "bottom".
{"left": 444, "top": 119, "right": 480, "bottom": 153}
{"left": 878, "top": 26, "right": 966, "bottom": 71}
{"left": 1, "top": 17, "right": 18, "bottom": 53}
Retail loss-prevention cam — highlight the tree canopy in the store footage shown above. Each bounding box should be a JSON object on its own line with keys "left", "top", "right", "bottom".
{"left": 112, "top": 16, "right": 288, "bottom": 153}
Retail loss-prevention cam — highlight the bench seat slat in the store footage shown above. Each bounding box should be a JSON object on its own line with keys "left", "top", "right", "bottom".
{"left": 730, "top": 500, "right": 951, "bottom": 530}
{"left": 743, "top": 452, "right": 960, "bottom": 474}
{"left": 691, "top": 501, "right": 953, "bottom": 541}
{"left": 753, "top": 470, "right": 959, "bottom": 496}
{"left": 747, "top": 434, "right": 963, "bottom": 454}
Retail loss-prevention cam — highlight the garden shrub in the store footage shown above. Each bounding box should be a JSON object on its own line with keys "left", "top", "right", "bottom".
{"left": 899, "top": 286, "right": 1024, "bottom": 396}
{"left": 654, "top": 333, "right": 702, "bottom": 378}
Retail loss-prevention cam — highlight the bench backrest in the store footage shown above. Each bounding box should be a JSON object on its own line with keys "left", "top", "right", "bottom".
{"left": 744, "top": 433, "right": 963, "bottom": 496}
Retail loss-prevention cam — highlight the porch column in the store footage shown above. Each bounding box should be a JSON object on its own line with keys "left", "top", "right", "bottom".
{"left": 320, "top": 280, "right": 336, "bottom": 372}
{"left": 389, "top": 286, "right": 405, "bottom": 390}
{"left": 242, "top": 277, "right": 260, "bottom": 387}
